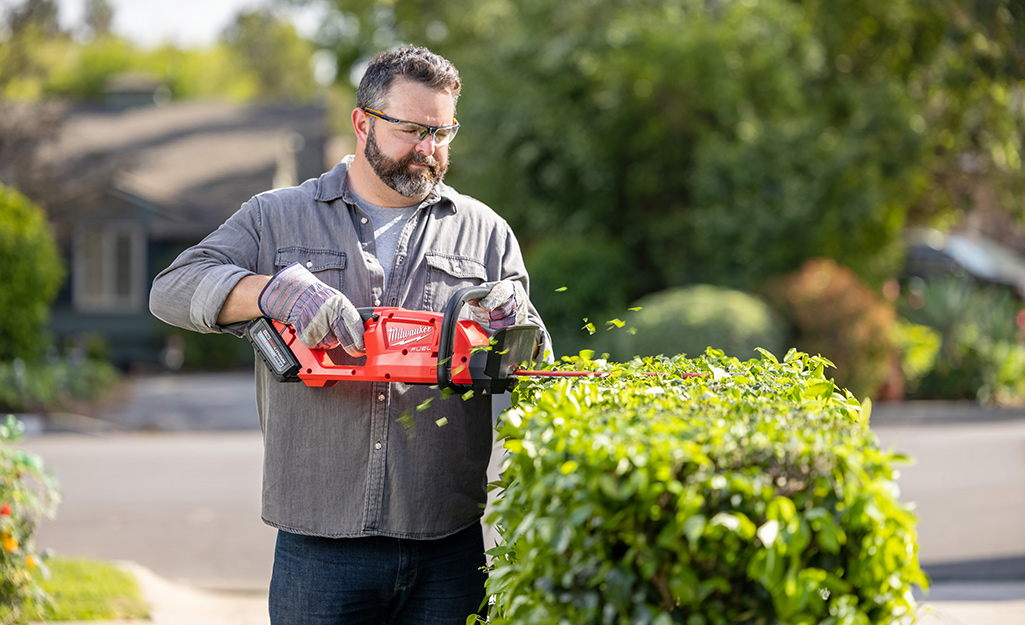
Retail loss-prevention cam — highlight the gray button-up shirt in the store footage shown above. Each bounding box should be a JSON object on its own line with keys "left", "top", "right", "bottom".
{"left": 149, "top": 156, "right": 550, "bottom": 539}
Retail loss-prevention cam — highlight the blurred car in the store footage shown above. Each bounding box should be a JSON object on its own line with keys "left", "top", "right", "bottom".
{"left": 903, "top": 227, "right": 1025, "bottom": 298}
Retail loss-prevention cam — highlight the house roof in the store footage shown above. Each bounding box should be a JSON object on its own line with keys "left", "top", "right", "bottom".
{"left": 45, "top": 100, "right": 331, "bottom": 241}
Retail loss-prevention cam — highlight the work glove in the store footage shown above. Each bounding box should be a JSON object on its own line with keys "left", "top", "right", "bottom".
{"left": 258, "top": 262, "right": 365, "bottom": 356}
{"left": 468, "top": 280, "right": 529, "bottom": 330}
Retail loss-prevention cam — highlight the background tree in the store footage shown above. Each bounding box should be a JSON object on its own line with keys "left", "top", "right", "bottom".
{"left": 303, "top": 0, "right": 1024, "bottom": 353}
{"left": 4, "top": 0, "right": 59, "bottom": 38}
{"left": 221, "top": 7, "right": 319, "bottom": 101}
{"left": 83, "top": 0, "right": 113, "bottom": 39}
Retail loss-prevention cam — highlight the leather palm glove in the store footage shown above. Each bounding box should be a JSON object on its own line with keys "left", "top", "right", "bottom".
{"left": 258, "top": 262, "right": 365, "bottom": 356}
{"left": 468, "top": 280, "right": 529, "bottom": 330}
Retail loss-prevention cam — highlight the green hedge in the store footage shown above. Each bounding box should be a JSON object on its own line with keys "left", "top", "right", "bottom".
{"left": 485, "top": 349, "right": 926, "bottom": 625}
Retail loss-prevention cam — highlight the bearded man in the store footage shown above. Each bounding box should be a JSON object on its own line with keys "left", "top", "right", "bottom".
{"left": 150, "top": 45, "right": 550, "bottom": 624}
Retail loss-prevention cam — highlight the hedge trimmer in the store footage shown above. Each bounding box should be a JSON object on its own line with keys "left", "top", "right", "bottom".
{"left": 246, "top": 286, "right": 576, "bottom": 393}
{"left": 246, "top": 286, "right": 704, "bottom": 394}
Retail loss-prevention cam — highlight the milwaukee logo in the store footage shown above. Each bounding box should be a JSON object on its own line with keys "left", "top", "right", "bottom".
{"left": 387, "top": 324, "right": 435, "bottom": 346}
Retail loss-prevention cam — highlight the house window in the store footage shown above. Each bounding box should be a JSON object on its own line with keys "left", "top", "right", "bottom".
{"left": 73, "top": 222, "right": 145, "bottom": 313}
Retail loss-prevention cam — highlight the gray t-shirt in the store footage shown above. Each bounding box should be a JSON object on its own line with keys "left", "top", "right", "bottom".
{"left": 350, "top": 194, "right": 419, "bottom": 289}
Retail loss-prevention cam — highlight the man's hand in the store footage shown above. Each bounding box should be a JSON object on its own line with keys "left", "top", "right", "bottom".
{"left": 258, "top": 263, "right": 365, "bottom": 356}
{"left": 468, "top": 280, "right": 528, "bottom": 330}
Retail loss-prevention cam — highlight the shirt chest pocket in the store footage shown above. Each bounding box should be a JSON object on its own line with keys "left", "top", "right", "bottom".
{"left": 423, "top": 253, "right": 488, "bottom": 311}
{"left": 275, "top": 247, "right": 348, "bottom": 291}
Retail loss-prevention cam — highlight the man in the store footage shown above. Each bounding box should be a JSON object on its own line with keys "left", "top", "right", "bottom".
{"left": 150, "top": 45, "right": 550, "bottom": 624}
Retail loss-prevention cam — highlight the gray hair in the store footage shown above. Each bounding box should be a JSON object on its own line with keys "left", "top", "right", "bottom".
{"left": 356, "top": 45, "right": 461, "bottom": 112}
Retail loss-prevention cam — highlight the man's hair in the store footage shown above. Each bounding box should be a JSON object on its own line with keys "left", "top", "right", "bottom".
{"left": 356, "top": 45, "right": 461, "bottom": 112}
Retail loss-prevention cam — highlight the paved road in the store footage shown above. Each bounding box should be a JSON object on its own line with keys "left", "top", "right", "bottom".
{"left": 872, "top": 413, "right": 1025, "bottom": 576}
{"left": 17, "top": 373, "right": 1025, "bottom": 604}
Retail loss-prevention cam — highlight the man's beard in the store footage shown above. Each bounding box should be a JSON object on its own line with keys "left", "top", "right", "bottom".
{"left": 365, "top": 124, "right": 448, "bottom": 198}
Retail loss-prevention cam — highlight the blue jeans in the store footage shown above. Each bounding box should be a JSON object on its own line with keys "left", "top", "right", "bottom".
{"left": 268, "top": 524, "right": 487, "bottom": 624}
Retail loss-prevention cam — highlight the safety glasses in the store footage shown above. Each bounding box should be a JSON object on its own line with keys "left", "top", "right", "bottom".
{"left": 362, "top": 107, "right": 460, "bottom": 146}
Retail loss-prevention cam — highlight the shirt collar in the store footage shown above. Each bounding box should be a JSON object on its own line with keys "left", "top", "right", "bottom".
{"left": 316, "top": 155, "right": 457, "bottom": 212}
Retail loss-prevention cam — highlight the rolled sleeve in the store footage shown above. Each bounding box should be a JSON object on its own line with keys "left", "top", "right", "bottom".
{"left": 191, "top": 265, "right": 255, "bottom": 334}
{"left": 150, "top": 199, "right": 263, "bottom": 335}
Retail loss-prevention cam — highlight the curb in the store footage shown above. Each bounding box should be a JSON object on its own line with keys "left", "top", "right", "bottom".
{"left": 870, "top": 400, "right": 1025, "bottom": 426}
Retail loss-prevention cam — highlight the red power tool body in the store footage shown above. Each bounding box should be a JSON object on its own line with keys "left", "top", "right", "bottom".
{"left": 245, "top": 286, "right": 540, "bottom": 393}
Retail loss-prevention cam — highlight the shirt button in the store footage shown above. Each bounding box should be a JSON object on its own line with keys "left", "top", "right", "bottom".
{"left": 305, "top": 261, "right": 313, "bottom": 268}
{"left": 361, "top": 217, "right": 369, "bottom": 224}
{"left": 374, "top": 299, "right": 381, "bottom": 306}
{"left": 374, "top": 441, "right": 383, "bottom": 450}
{"left": 453, "top": 264, "right": 462, "bottom": 272}
{"left": 377, "top": 393, "right": 386, "bottom": 402}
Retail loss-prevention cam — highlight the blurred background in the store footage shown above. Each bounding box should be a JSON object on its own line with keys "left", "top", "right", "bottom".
{"left": 2, "top": 0, "right": 1025, "bottom": 412}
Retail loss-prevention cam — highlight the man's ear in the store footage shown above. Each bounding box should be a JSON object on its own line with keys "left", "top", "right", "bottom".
{"left": 351, "top": 108, "right": 371, "bottom": 145}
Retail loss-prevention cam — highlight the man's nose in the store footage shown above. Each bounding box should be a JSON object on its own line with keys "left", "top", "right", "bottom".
{"left": 414, "top": 134, "right": 438, "bottom": 155}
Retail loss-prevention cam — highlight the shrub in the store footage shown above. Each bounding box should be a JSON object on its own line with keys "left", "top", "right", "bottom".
{"left": 486, "top": 349, "right": 926, "bottom": 625}
{"left": 900, "top": 277, "right": 1025, "bottom": 405}
{"left": 0, "top": 415, "right": 59, "bottom": 624}
{"left": 157, "top": 328, "right": 255, "bottom": 372}
{"left": 0, "top": 185, "right": 64, "bottom": 364}
{"left": 769, "top": 259, "right": 898, "bottom": 400}
{"left": 893, "top": 320, "right": 941, "bottom": 397}
{"left": 0, "top": 356, "right": 119, "bottom": 414}
{"left": 601, "top": 285, "right": 786, "bottom": 362}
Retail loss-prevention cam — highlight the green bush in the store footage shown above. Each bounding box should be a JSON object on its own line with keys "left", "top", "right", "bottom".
{"left": 769, "top": 259, "right": 898, "bottom": 400}
{"left": 0, "top": 185, "right": 64, "bottom": 364}
{"left": 900, "top": 277, "right": 1025, "bottom": 405}
{"left": 892, "top": 320, "right": 941, "bottom": 397}
{"left": 0, "top": 356, "right": 120, "bottom": 414}
{"left": 601, "top": 285, "right": 786, "bottom": 362}
{"left": 486, "top": 349, "right": 926, "bottom": 625}
{"left": 0, "top": 415, "right": 59, "bottom": 624}
{"left": 157, "top": 328, "right": 255, "bottom": 372}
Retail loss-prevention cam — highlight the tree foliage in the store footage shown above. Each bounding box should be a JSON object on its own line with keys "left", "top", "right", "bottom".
{"left": 0, "top": 1, "right": 320, "bottom": 104}
{"left": 221, "top": 8, "right": 320, "bottom": 102}
{"left": 308, "top": 0, "right": 1025, "bottom": 352}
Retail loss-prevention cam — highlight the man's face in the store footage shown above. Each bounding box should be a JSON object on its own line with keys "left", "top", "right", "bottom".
{"left": 360, "top": 79, "right": 455, "bottom": 199}
{"left": 364, "top": 121, "right": 448, "bottom": 198}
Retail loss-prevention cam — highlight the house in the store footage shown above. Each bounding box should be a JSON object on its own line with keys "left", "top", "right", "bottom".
{"left": 43, "top": 91, "right": 337, "bottom": 369}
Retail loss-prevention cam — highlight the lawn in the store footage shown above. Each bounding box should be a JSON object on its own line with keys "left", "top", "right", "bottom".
{"left": 20, "top": 557, "right": 149, "bottom": 622}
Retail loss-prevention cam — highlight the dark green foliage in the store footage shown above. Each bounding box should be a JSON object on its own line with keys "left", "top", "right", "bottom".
{"left": 316, "top": 0, "right": 1025, "bottom": 356}
{"left": 526, "top": 233, "right": 637, "bottom": 357}
{"left": 447, "top": 0, "right": 929, "bottom": 313}
{"left": 0, "top": 185, "right": 63, "bottom": 363}
{"left": 487, "top": 349, "right": 926, "bottom": 624}
{"left": 602, "top": 285, "right": 786, "bottom": 362}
